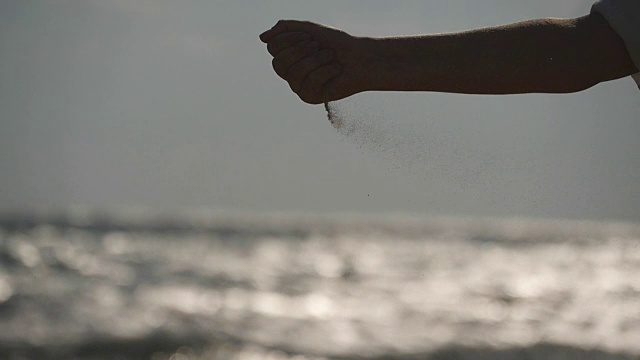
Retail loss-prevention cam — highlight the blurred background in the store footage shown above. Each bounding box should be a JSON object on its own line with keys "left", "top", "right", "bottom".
{"left": 1, "top": 1, "right": 640, "bottom": 359}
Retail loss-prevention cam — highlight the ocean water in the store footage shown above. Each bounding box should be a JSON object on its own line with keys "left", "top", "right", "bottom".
{"left": 1, "top": 211, "right": 640, "bottom": 360}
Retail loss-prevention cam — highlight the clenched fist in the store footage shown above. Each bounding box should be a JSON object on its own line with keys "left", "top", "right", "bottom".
{"left": 260, "top": 20, "right": 374, "bottom": 104}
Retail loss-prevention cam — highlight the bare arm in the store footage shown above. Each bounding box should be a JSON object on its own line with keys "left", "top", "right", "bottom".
{"left": 260, "top": 13, "right": 638, "bottom": 104}
{"left": 366, "top": 14, "right": 637, "bottom": 94}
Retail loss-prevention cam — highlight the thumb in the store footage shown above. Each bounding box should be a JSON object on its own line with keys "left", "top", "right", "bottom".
{"left": 260, "top": 20, "right": 317, "bottom": 43}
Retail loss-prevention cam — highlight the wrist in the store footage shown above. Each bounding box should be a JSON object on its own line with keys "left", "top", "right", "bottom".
{"left": 354, "top": 36, "right": 391, "bottom": 92}
{"left": 344, "top": 36, "right": 396, "bottom": 93}
{"left": 355, "top": 36, "right": 428, "bottom": 92}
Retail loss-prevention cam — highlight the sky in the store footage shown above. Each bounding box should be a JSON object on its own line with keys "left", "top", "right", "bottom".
{"left": 1, "top": 0, "right": 639, "bottom": 222}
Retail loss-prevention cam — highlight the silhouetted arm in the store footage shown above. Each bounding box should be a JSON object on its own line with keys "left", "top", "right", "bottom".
{"left": 260, "top": 13, "right": 637, "bottom": 104}
{"left": 365, "top": 14, "right": 637, "bottom": 94}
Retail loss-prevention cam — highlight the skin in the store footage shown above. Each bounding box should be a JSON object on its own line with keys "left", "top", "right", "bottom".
{"left": 259, "top": 13, "right": 638, "bottom": 105}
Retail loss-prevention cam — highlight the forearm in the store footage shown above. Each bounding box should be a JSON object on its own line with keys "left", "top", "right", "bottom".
{"left": 363, "top": 14, "right": 638, "bottom": 94}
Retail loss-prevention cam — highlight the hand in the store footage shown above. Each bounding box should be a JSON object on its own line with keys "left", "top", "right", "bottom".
{"left": 260, "top": 20, "right": 372, "bottom": 104}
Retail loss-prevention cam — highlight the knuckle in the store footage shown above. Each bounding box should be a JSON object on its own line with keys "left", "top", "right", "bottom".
{"left": 289, "top": 76, "right": 304, "bottom": 92}
{"left": 298, "top": 91, "right": 319, "bottom": 105}
{"left": 271, "top": 57, "right": 287, "bottom": 77}
{"left": 289, "top": 80, "right": 302, "bottom": 94}
{"left": 287, "top": 71, "right": 304, "bottom": 90}
{"left": 267, "top": 40, "right": 285, "bottom": 56}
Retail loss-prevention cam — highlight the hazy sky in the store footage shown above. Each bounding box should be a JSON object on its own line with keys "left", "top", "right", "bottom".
{"left": 1, "top": 0, "right": 639, "bottom": 221}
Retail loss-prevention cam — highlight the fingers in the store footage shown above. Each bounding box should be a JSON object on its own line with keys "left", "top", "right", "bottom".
{"left": 261, "top": 20, "right": 343, "bottom": 104}
{"left": 267, "top": 32, "right": 312, "bottom": 57}
{"left": 283, "top": 49, "right": 335, "bottom": 92}
{"left": 298, "top": 63, "right": 342, "bottom": 104}
{"left": 272, "top": 41, "right": 320, "bottom": 78}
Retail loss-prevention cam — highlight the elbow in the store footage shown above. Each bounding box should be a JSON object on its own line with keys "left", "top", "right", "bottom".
{"left": 575, "top": 13, "right": 638, "bottom": 84}
{"left": 531, "top": 14, "right": 637, "bottom": 94}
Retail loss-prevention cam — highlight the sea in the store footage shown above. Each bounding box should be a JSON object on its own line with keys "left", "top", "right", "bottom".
{"left": 1, "top": 210, "right": 640, "bottom": 360}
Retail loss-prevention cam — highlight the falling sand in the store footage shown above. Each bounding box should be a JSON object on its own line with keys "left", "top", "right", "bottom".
{"left": 324, "top": 102, "right": 341, "bottom": 129}
{"left": 322, "top": 97, "right": 531, "bottom": 192}
{"left": 324, "top": 99, "right": 450, "bottom": 175}
{"left": 324, "top": 100, "right": 397, "bottom": 149}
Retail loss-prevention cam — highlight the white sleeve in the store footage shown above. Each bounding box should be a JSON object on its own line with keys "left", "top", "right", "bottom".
{"left": 592, "top": 0, "right": 640, "bottom": 88}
